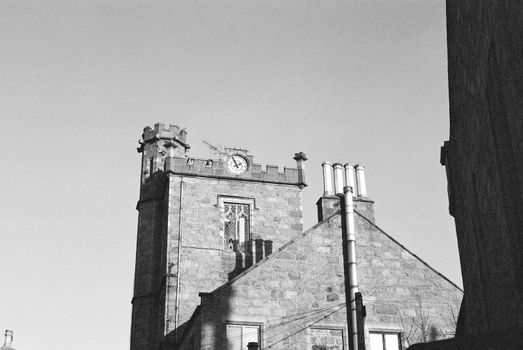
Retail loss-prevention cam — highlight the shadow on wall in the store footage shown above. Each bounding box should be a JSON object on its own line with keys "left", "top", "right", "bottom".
{"left": 200, "top": 285, "right": 235, "bottom": 350}
{"left": 201, "top": 239, "right": 274, "bottom": 349}
{"left": 161, "top": 282, "right": 236, "bottom": 350}
{"left": 228, "top": 239, "right": 273, "bottom": 281}
{"left": 163, "top": 239, "right": 273, "bottom": 349}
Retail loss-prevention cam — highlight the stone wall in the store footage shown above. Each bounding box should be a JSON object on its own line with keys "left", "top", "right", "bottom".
{"left": 196, "top": 215, "right": 347, "bottom": 350}
{"left": 183, "top": 208, "right": 462, "bottom": 350}
{"left": 164, "top": 174, "right": 305, "bottom": 336}
{"left": 355, "top": 211, "right": 462, "bottom": 347}
{"left": 130, "top": 173, "right": 169, "bottom": 350}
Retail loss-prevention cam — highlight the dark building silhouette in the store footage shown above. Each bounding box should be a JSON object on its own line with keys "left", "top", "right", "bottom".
{"left": 411, "top": 1, "right": 523, "bottom": 349}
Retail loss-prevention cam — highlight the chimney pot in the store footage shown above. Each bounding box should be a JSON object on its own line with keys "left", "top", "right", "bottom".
{"left": 333, "top": 163, "right": 345, "bottom": 195}
{"left": 293, "top": 152, "right": 307, "bottom": 187}
{"left": 355, "top": 164, "right": 367, "bottom": 197}
{"left": 3, "top": 330, "right": 13, "bottom": 348}
{"left": 321, "top": 161, "right": 334, "bottom": 196}
{"left": 247, "top": 342, "right": 259, "bottom": 350}
{"left": 344, "top": 163, "right": 356, "bottom": 194}
{"left": 293, "top": 152, "right": 308, "bottom": 162}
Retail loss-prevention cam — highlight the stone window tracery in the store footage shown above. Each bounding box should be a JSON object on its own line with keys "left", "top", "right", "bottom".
{"left": 217, "top": 196, "right": 256, "bottom": 253}
{"left": 224, "top": 202, "right": 250, "bottom": 252}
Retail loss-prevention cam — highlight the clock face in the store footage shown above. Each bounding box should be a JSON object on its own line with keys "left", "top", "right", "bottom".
{"left": 226, "top": 154, "right": 248, "bottom": 175}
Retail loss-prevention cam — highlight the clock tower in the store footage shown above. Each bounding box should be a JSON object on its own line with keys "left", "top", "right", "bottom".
{"left": 130, "top": 123, "right": 307, "bottom": 350}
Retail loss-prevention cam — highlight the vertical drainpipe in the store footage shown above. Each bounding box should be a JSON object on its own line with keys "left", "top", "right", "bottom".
{"left": 174, "top": 178, "right": 183, "bottom": 345}
{"left": 322, "top": 161, "right": 334, "bottom": 196}
{"left": 355, "top": 164, "right": 367, "bottom": 197}
{"left": 164, "top": 141, "right": 183, "bottom": 345}
{"left": 343, "top": 185, "right": 359, "bottom": 350}
{"left": 333, "top": 163, "right": 345, "bottom": 195}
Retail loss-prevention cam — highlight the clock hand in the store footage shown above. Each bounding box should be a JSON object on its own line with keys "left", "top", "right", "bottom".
{"left": 231, "top": 156, "right": 239, "bottom": 168}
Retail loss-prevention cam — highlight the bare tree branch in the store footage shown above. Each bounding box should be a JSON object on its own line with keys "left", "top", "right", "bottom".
{"left": 399, "top": 290, "right": 443, "bottom": 346}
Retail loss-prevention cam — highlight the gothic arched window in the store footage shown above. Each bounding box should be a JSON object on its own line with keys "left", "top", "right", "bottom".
{"left": 216, "top": 195, "right": 256, "bottom": 253}
{"left": 224, "top": 202, "right": 250, "bottom": 252}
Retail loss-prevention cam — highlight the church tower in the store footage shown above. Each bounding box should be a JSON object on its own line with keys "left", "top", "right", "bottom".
{"left": 130, "top": 123, "right": 307, "bottom": 350}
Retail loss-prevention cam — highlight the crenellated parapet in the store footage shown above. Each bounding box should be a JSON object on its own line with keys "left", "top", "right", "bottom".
{"left": 163, "top": 156, "right": 304, "bottom": 186}
{"left": 137, "top": 123, "right": 190, "bottom": 183}
{"left": 137, "top": 123, "right": 306, "bottom": 188}
{"left": 141, "top": 123, "right": 189, "bottom": 146}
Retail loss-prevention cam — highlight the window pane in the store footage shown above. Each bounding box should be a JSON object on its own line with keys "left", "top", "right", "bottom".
{"left": 226, "top": 325, "right": 242, "bottom": 350}
{"left": 310, "top": 328, "right": 343, "bottom": 350}
{"left": 227, "top": 325, "right": 260, "bottom": 350}
{"left": 369, "top": 333, "right": 384, "bottom": 350}
{"left": 224, "top": 221, "right": 236, "bottom": 251}
{"left": 238, "top": 217, "right": 245, "bottom": 243}
{"left": 243, "top": 326, "right": 259, "bottom": 346}
{"left": 384, "top": 334, "right": 400, "bottom": 350}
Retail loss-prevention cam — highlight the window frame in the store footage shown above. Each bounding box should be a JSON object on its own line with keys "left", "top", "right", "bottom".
{"left": 224, "top": 202, "right": 250, "bottom": 252}
{"left": 309, "top": 325, "right": 346, "bottom": 350}
{"left": 217, "top": 196, "right": 257, "bottom": 252}
{"left": 225, "top": 321, "right": 262, "bottom": 350}
{"left": 369, "top": 331, "right": 402, "bottom": 350}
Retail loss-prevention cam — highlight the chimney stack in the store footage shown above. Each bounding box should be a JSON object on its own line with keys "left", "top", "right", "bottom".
{"left": 293, "top": 152, "right": 308, "bottom": 188}
{"left": 316, "top": 162, "right": 375, "bottom": 223}
{"left": 2, "top": 330, "right": 14, "bottom": 349}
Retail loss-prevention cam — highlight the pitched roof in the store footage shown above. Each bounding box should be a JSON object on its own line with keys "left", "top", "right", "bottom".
{"left": 208, "top": 208, "right": 463, "bottom": 296}
{"left": 208, "top": 211, "right": 340, "bottom": 296}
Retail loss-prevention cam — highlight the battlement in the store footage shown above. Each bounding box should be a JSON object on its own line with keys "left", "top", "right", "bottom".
{"left": 163, "top": 156, "right": 304, "bottom": 186}
{"left": 142, "top": 123, "right": 188, "bottom": 144}
{"left": 138, "top": 123, "right": 306, "bottom": 187}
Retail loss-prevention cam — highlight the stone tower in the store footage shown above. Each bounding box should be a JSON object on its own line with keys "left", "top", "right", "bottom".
{"left": 130, "top": 123, "right": 307, "bottom": 350}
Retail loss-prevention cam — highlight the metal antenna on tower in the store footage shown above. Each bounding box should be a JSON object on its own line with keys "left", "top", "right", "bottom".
{"left": 202, "top": 140, "right": 228, "bottom": 158}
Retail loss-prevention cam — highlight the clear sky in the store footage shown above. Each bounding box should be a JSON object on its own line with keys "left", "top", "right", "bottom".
{"left": 0, "top": 1, "right": 460, "bottom": 349}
